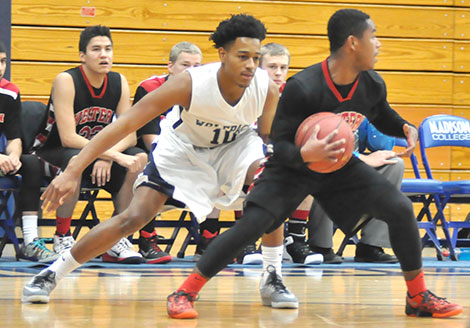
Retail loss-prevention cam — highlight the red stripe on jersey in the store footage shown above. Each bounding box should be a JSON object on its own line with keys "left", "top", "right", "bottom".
{"left": 0, "top": 78, "right": 20, "bottom": 98}
{"left": 140, "top": 75, "right": 168, "bottom": 93}
{"left": 321, "top": 59, "right": 359, "bottom": 103}
{"left": 79, "top": 66, "right": 108, "bottom": 99}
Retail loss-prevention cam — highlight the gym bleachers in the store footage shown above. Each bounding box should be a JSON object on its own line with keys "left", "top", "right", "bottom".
{"left": 7, "top": 0, "right": 470, "bottom": 255}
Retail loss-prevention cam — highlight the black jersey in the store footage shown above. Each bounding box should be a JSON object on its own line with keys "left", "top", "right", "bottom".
{"left": 38, "top": 66, "right": 121, "bottom": 149}
{"left": 132, "top": 74, "right": 169, "bottom": 139}
{"left": 271, "top": 58, "right": 410, "bottom": 170}
{"left": 0, "top": 78, "right": 21, "bottom": 143}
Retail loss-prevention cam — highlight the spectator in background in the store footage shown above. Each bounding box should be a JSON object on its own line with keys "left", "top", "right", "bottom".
{"left": 33, "top": 25, "right": 147, "bottom": 263}
{"left": 0, "top": 40, "right": 57, "bottom": 262}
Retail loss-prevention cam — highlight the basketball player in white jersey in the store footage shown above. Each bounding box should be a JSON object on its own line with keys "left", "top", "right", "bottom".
{"left": 23, "top": 14, "right": 298, "bottom": 314}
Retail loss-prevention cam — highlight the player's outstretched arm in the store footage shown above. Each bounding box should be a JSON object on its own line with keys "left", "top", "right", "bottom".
{"left": 41, "top": 72, "right": 192, "bottom": 212}
{"left": 41, "top": 161, "right": 81, "bottom": 212}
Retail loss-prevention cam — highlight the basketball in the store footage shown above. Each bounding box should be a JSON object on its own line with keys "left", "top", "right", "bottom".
{"left": 295, "top": 112, "right": 354, "bottom": 173}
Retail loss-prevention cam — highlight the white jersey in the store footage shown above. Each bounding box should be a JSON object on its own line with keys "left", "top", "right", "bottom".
{"left": 149, "top": 62, "right": 270, "bottom": 221}
{"left": 162, "top": 62, "right": 269, "bottom": 147}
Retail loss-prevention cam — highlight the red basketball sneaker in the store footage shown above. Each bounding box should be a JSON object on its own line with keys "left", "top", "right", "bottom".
{"left": 167, "top": 291, "right": 198, "bottom": 319}
{"left": 406, "top": 290, "right": 463, "bottom": 318}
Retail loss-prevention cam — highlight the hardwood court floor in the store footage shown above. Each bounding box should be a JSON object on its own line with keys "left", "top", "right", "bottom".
{"left": 1, "top": 266, "right": 469, "bottom": 328}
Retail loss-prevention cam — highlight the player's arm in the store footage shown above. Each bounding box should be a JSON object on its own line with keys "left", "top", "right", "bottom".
{"left": 52, "top": 73, "right": 91, "bottom": 150}
{"left": 270, "top": 78, "right": 342, "bottom": 169}
{"left": 41, "top": 71, "right": 193, "bottom": 211}
{"left": 0, "top": 138, "right": 22, "bottom": 174}
{"left": 369, "top": 99, "right": 417, "bottom": 156}
{"left": 257, "top": 79, "right": 279, "bottom": 143}
{"left": 2, "top": 95, "right": 22, "bottom": 172}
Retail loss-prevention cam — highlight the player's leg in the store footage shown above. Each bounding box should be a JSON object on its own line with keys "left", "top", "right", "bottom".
{"left": 53, "top": 185, "right": 80, "bottom": 254}
{"left": 18, "top": 154, "right": 59, "bottom": 263}
{"left": 22, "top": 185, "right": 167, "bottom": 304}
{"left": 99, "top": 149, "right": 148, "bottom": 264}
{"left": 307, "top": 202, "right": 343, "bottom": 264}
{"left": 194, "top": 207, "right": 221, "bottom": 261}
{"left": 168, "top": 203, "right": 283, "bottom": 319}
{"left": 260, "top": 226, "right": 299, "bottom": 308}
{"left": 236, "top": 158, "right": 264, "bottom": 265}
{"left": 235, "top": 208, "right": 263, "bottom": 264}
{"left": 318, "top": 159, "right": 462, "bottom": 318}
{"left": 284, "top": 195, "right": 323, "bottom": 265}
{"left": 36, "top": 147, "right": 83, "bottom": 255}
{"left": 355, "top": 159, "right": 403, "bottom": 263}
{"left": 377, "top": 192, "right": 462, "bottom": 317}
{"left": 168, "top": 165, "right": 308, "bottom": 319}
{"left": 244, "top": 159, "right": 298, "bottom": 308}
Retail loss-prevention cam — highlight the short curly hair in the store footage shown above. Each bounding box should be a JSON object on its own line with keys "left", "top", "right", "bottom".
{"left": 210, "top": 14, "right": 266, "bottom": 49}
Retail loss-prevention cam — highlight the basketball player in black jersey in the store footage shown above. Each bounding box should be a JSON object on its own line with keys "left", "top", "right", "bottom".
{"left": 34, "top": 25, "right": 147, "bottom": 263}
{"left": 164, "top": 9, "right": 462, "bottom": 318}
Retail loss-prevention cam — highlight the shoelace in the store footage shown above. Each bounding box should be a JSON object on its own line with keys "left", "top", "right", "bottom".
{"left": 269, "top": 273, "right": 288, "bottom": 294}
{"left": 32, "top": 239, "right": 52, "bottom": 253}
{"left": 421, "top": 291, "right": 449, "bottom": 307}
{"left": 113, "top": 238, "right": 132, "bottom": 253}
{"left": 169, "top": 290, "right": 199, "bottom": 302}
{"left": 149, "top": 237, "right": 163, "bottom": 252}
{"left": 58, "top": 236, "right": 75, "bottom": 250}
{"left": 32, "top": 272, "right": 54, "bottom": 288}
{"left": 413, "top": 290, "right": 449, "bottom": 316}
{"left": 266, "top": 266, "right": 288, "bottom": 294}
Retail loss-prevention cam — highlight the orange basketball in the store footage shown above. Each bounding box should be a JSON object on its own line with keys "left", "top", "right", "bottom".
{"left": 295, "top": 112, "right": 354, "bottom": 173}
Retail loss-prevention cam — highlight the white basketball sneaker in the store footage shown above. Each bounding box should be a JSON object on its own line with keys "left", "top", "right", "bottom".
{"left": 53, "top": 231, "right": 76, "bottom": 255}
{"left": 22, "top": 269, "right": 57, "bottom": 304}
{"left": 102, "top": 237, "right": 145, "bottom": 264}
{"left": 259, "top": 265, "right": 299, "bottom": 308}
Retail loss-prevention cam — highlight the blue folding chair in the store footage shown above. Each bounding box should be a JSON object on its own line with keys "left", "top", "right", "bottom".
{"left": 418, "top": 114, "right": 470, "bottom": 260}
{"left": 395, "top": 138, "right": 446, "bottom": 259}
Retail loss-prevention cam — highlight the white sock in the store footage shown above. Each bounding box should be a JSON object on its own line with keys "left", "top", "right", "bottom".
{"left": 45, "top": 249, "right": 81, "bottom": 282}
{"left": 261, "top": 245, "right": 283, "bottom": 280}
{"left": 22, "top": 215, "right": 38, "bottom": 245}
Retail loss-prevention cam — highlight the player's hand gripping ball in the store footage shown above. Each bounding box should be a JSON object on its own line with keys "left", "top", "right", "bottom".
{"left": 295, "top": 112, "right": 354, "bottom": 173}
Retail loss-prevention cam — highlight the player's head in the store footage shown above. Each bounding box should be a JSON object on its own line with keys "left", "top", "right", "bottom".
{"left": 328, "top": 9, "right": 380, "bottom": 70}
{"left": 167, "top": 41, "right": 202, "bottom": 76}
{"left": 0, "top": 41, "right": 6, "bottom": 80}
{"left": 260, "top": 43, "right": 290, "bottom": 88}
{"left": 211, "top": 14, "right": 267, "bottom": 88}
{"left": 79, "top": 25, "right": 113, "bottom": 53}
{"left": 79, "top": 25, "right": 113, "bottom": 74}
